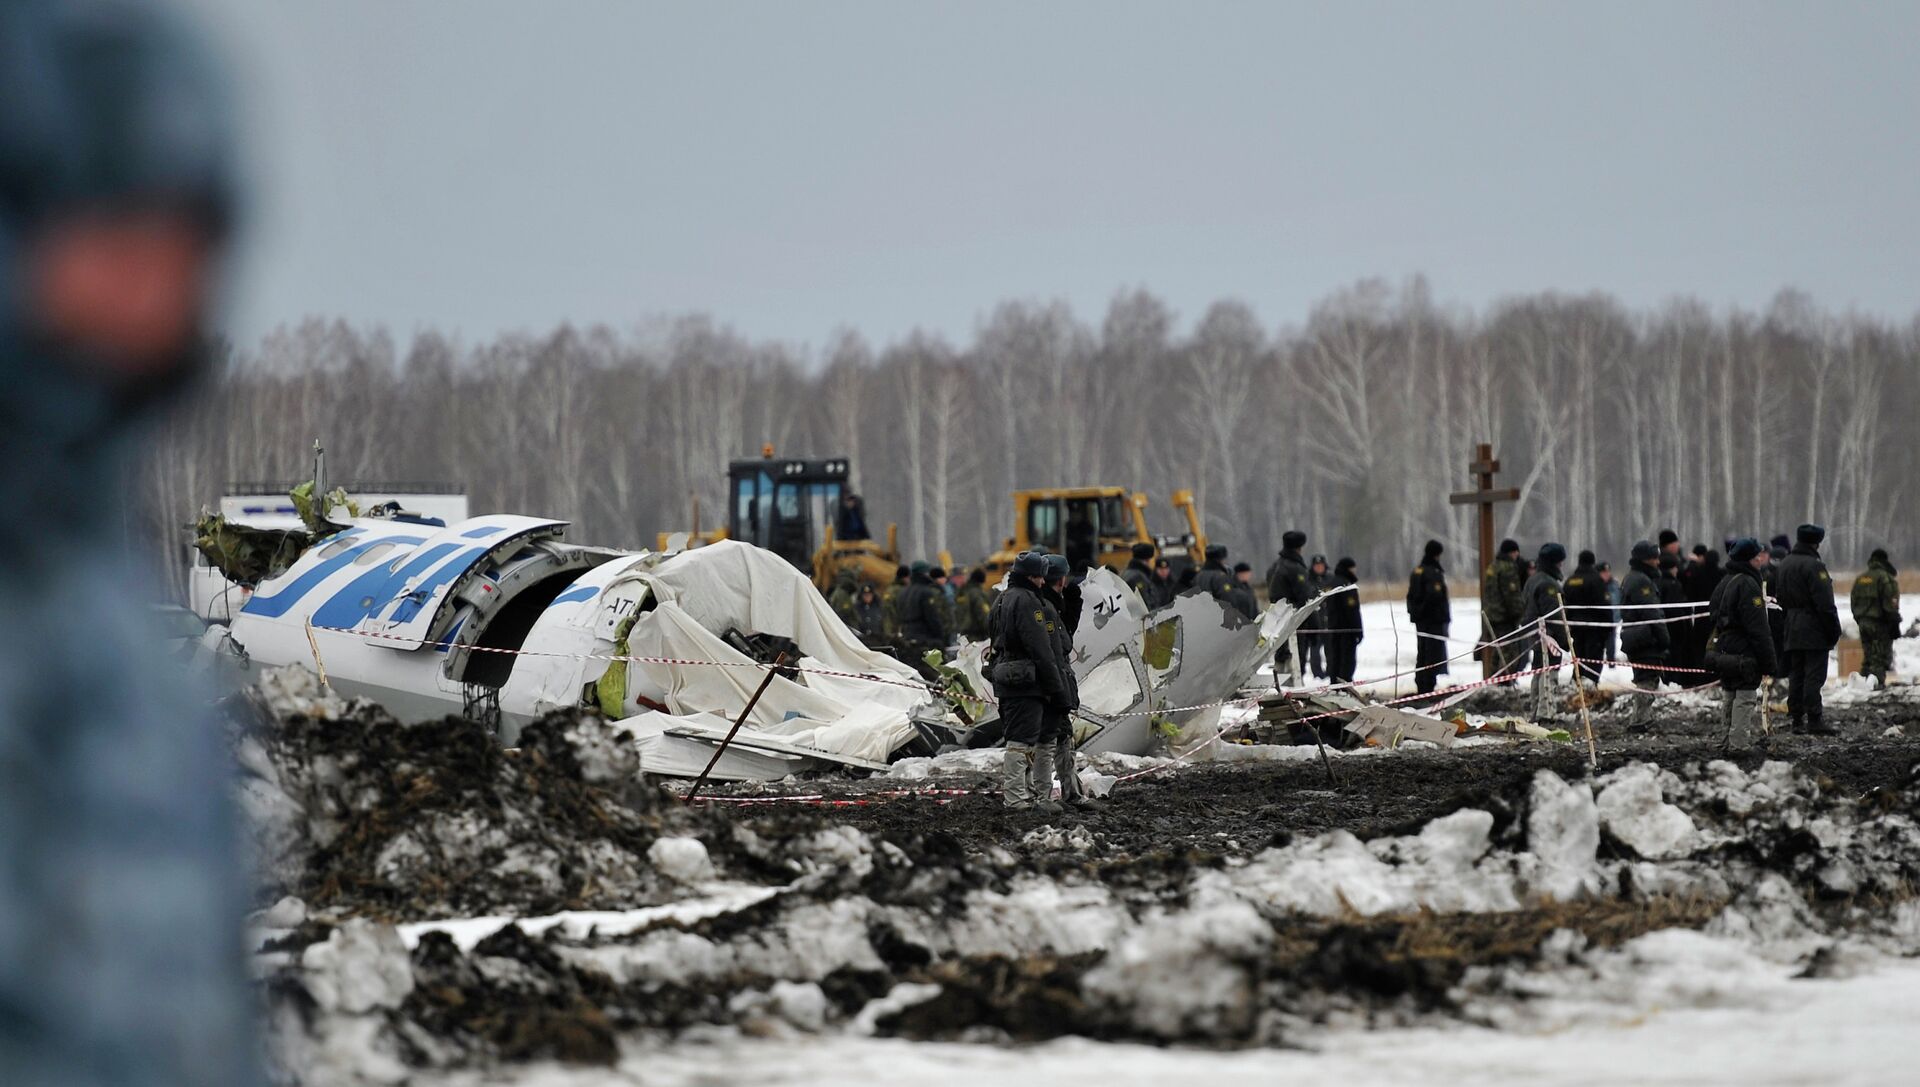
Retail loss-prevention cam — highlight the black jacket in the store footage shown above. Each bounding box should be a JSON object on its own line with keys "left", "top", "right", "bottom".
{"left": 1709, "top": 562, "right": 1778, "bottom": 676}
{"left": 1774, "top": 543, "right": 1842, "bottom": 651}
{"left": 1039, "top": 582, "right": 1084, "bottom": 636}
{"left": 1192, "top": 560, "right": 1231, "bottom": 600}
{"left": 1619, "top": 561, "right": 1670, "bottom": 659}
{"left": 1328, "top": 570, "right": 1363, "bottom": 637}
{"left": 1223, "top": 580, "right": 1258, "bottom": 619}
{"left": 852, "top": 597, "right": 886, "bottom": 641}
{"left": 899, "top": 574, "right": 948, "bottom": 646}
{"left": 1121, "top": 560, "right": 1157, "bottom": 606}
{"left": 1406, "top": 558, "right": 1450, "bottom": 628}
{"left": 1304, "top": 567, "right": 1334, "bottom": 628}
{"left": 1265, "top": 549, "right": 1311, "bottom": 607}
{"left": 987, "top": 582, "right": 1067, "bottom": 700}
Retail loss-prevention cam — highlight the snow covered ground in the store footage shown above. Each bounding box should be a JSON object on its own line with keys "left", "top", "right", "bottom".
{"left": 1294, "top": 594, "right": 1920, "bottom": 700}
{"left": 432, "top": 955, "right": 1920, "bottom": 1086}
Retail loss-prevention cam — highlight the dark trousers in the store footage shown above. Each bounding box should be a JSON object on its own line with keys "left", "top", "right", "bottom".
{"left": 1414, "top": 623, "right": 1448, "bottom": 693}
{"left": 1041, "top": 704, "right": 1073, "bottom": 744}
{"left": 998, "top": 695, "right": 1047, "bottom": 745}
{"left": 1785, "top": 649, "right": 1828, "bottom": 725}
{"left": 1328, "top": 635, "right": 1360, "bottom": 684}
{"left": 1303, "top": 630, "right": 1327, "bottom": 677}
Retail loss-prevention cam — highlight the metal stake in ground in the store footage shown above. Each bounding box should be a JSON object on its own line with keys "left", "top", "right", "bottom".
{"left": 686, "top": 651, "right": 788, "bottom": 804}
{"left": 1309, "top": 712, "right": 1339, "bottom": 788}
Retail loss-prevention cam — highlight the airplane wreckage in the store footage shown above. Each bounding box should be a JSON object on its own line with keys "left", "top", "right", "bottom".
{"left": 198, "top": 506, "right": 1326, "bottom": 782}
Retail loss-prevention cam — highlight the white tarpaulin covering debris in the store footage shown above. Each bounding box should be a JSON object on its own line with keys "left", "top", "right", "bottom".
{"left": 501, "top": 541, "right": 927, "bottom": 776}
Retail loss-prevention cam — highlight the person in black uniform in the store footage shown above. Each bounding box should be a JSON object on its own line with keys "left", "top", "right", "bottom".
{"left": 1561, "top": 550, "right": 1609, "bottom": 685}
{"left": 1120, "top": 542, "right": 1161, "bottom": 606}
{"left": 1774, "top": 523, "right": 1842, "bottom": 735}
{"left": 987, "top": 551, "right": 1070, "bottom": 812}
{"left": 1039, "top": 553, "right": 1098, "bottom": 809}
{"left": 1619, "top": 541, "right": 1671, "bottom": 730}
{"left": 1192, "top": 543, "right": 1232, "bottom": 599}
{"left": 1326, "top": 557, "right": 1364, "bottom": 684}
{"left": 1265, "top": 531, "right": 1312, "bottom": 680}
{"left": 1704, "top": 537, "right": 1777, "bottom": 752}
{"left": 1520, "top": 543, "right": 1572, "bottom": 721}
{"left": 1302, "top": 555, "right": 1333, "bottom": 677}
{"left": 1225, "top": 562, "right": 1259, "bottom": 619}
{"left": 1406, "top": 539, "right": 1451, "bottom": 695}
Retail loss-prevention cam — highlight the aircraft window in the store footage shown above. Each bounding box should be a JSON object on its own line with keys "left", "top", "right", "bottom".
{"left": 315, "top": 536, "right": 357, "bottom": 560}
{"left": 352, "top": 542, "right": 401, "bottom": 566}
{"left": 1144, "top": 615, "right": 1182, "bottom": 686}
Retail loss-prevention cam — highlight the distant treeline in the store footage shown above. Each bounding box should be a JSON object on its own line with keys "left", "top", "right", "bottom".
{"left": 136, "top": 279, "right": 1918, "bottom": 598}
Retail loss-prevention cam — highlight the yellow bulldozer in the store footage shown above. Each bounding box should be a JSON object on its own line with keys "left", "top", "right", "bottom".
{"left": 976, "top": 487, "right": 1208, "bottom": 578}
{"left": 656, "top": 451, "right": 946, "bottom": 593}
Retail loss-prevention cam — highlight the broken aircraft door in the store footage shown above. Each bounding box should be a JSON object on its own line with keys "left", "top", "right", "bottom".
{"left": 346, "top": 515, "right": 569, "bottom": 650}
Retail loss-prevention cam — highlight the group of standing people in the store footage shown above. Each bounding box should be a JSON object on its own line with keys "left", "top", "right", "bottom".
{"left": 1479, "top": 524, "right": 1898, "bottom": 752}
{"left": 828, "top": 560, "right": 994, "bottom": 673}
{"left": 1258, "top": 532, "right": 1365, "bottom": 684}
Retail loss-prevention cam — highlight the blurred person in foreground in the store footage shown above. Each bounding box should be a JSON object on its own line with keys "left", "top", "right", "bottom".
{"left": 0, "top": 2, "right": 259, "bottom": 1086}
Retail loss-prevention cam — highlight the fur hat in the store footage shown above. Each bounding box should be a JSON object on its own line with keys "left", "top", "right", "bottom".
{"left": 1282, "top": 529, "right": 1307, "bottom": 551}
{"left": 1729, "top": 537, "right": 1763, "bottom": 563}
{"left": 1797, "top": 523, "right": 1826, "bottom": 546}
{"left": 1657, "top": 529, "right": 1679, "bottom": 547}
{"left": 1423, "top": 539, "right": 1444, "bottom": 559}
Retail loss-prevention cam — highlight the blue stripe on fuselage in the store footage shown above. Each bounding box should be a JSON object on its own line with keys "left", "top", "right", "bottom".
{"left": 309, "top": 542, "right": 460, "bottom": 630}
{"left": 240, "top": 531, "right": 368, "bottom": 618}
{"left": 547, "top": 585, "right": 599, "bottom": 607}
{"left": 386, "top": 546, "right": 485, "bottom": 625}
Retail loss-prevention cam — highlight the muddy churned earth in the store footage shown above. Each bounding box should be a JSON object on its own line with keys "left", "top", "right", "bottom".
{"left": 236, "top": 667, "right": 1920, "bottom": 1086}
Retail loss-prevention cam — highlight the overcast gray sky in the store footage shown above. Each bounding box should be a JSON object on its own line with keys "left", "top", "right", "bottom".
{"left": 178, "top": 0, "right": 1920, "bottom": 353}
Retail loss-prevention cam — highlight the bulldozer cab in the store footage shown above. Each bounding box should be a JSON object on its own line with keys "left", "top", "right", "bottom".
{"left": 1019, "top": 489, "right": 1143, "bottom": 574}
{"left": 728, "top": 457, "right": 851, "bottom": 571}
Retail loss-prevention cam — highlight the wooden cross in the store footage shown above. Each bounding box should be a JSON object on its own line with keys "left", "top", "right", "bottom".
{"left": 1449, "top": 442, "right": 1519, "bottom": 598}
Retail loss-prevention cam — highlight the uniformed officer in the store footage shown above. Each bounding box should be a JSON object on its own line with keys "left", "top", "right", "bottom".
{"left": 1192, "top": 543, "right": 1232, "bottom": 598}
{"left": 1619, "top": 541, "right": 1671, "bottom": 729}
{"left": 1326, "top": 557, "right": 1364, "bottom": 684}
{"left": 1705, "top": 538, "right": 1777, "bottom": 751}
{"left": 1406, "top": 540, "right": 1451, "bottom": 695}
{"left": 1264, "top": 530, "right": 1311, "bottom": 681}
{"left": 1561, "top": 550, "right": 1609, "bottom": 685}
{"left": 1481, "top": 538, "right": 1526, "bottom": 682}
{"left": 1039, "top": 553, "right": 1099, "bottom": 810}
{"left": 1520, "top": 543, "right": 1572, "bottom": 721}
{"left": 1851, "top": 549, "right": 1902, "bottom": 688}
{"left": 952, "top": 567, "right": 993, "bottom": 641}
{"left": 1225, "top": 562, "right": 1259, "bottom": 619}
{"left": 880, "top": 564, "right": 910, "bottom": 640}
{"left": 987, "top": 551, "right": 1070, "bottom": 812}
{"left": 1775, "top": 523, "right": 1842, "bottom": 735}
{"left": 1120, "top": 542, "right": 1161, "bottom": 607}
{"left": 1, "top": 3, "right": 263, "bottom": 1084}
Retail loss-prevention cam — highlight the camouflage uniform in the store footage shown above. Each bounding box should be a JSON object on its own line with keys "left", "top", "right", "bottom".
{"left": 0, "top": 3, "right": 260, "bottom": 1085}
{"left": 1851, "top": 553, "right": 1902, "bottom": 685}
{"left": 1480, "top": 548, "right": 1525, "bottom": 680}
